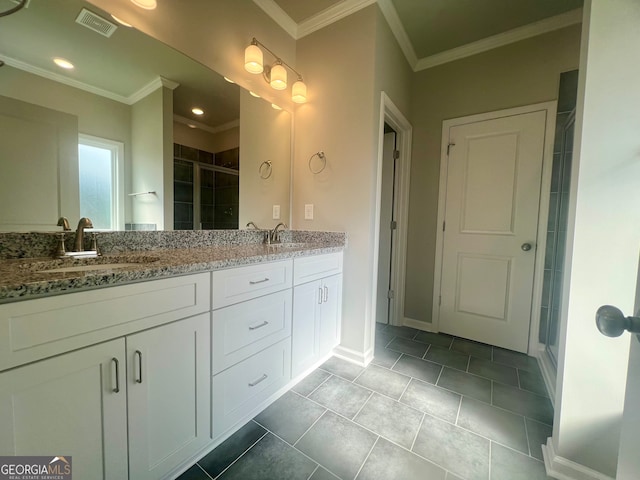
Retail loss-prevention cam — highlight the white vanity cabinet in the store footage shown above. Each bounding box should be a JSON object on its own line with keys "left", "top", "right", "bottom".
{"left": 292, "top": 252, "right": 343, "bottom": 377}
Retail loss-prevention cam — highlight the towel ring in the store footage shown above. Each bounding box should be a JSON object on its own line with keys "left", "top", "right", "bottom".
{"left": 309, "top": 151, "right": 326, "bottom": 174}
{"left": 259, "top": 160, "right": 272, "bottom": 179}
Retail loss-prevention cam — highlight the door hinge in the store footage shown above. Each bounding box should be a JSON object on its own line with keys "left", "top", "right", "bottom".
{"left": 393, "top": 150, "right": 400, "bottom": 160}
{"left": 442, "top": 221, "right": 446, "bottom": 232}
{"left": 390, "top": 220, "right": 397, "bottom": 230}
{"left": 447, "top": 142, "right": 455, "bottom": 155}
{"left": 388, "top": 290, "right": 395, "bottom": 299}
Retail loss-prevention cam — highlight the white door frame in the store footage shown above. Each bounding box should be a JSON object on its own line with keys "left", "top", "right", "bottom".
{"left": 370, "top": 92, "right": 412, "bottom": 339}
{"left": 432, "top": 101, "right": 557, "bottom": 355}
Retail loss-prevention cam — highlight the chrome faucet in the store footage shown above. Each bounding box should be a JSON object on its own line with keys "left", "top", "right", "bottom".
{"left": 269, "top": 222, "right": 287, "bottom": 244}
{"left": 74, "top": 217, "right": 93, "bottom": 252}
{"left": 246, "top": 221, "right": 261, "bottom": 230}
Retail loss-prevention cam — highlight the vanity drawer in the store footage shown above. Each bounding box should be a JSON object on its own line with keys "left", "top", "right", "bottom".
{"left": 293, "top": 252, "right": 343, "bottom": 286}
{"left": 0, "top": 273, "right": 211, "bottom": 371}
{"left": 212, "top": 337, "right": 291, "bottom": 439}
{"left": 212, "top": 289, "right": 292, "bottom": 374}
{"left": 211, "top": 260, "right": 292, "bottom": 309}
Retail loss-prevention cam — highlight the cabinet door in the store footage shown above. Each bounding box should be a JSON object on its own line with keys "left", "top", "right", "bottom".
{"left": 292, "top": 280, "right": 321, "bottom": 377}
{"left": 0, "top": 339, "right": 128, "bottom": 480}
{"left": 127, "top": 314, "right": 211, "bottom": 480}
{"left": 320, "top": 274, "right": 343, "bottom": 354}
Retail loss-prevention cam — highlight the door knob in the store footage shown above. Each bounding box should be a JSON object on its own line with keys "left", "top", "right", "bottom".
{"left": 596, "top": 305, "right": 640, "bottom": 337}
{"left": 521, "top": 243, "right": 532, "bottom": 251}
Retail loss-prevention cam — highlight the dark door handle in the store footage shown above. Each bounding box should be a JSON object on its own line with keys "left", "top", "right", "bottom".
{"left": 596, "top": 305, "right": 640, "bottom": 338}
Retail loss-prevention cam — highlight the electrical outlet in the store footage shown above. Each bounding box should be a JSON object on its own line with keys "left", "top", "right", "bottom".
{"left": 272, "top": 205, "right": 280, "bottom": 220}
{"left": 304, "top": 204, "right": 314, "bottom": 220}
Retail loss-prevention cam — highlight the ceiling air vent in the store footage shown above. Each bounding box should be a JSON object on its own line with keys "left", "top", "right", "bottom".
{"left": 75, "top": 8, "right": 117, "bottom": 38}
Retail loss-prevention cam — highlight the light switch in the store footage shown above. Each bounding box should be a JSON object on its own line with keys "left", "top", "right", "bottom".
{"left": 272, "top": 205, "right": 280, "bottom": 220}
{"left": 304, "top": 204, "right": 314, "bottom": 220}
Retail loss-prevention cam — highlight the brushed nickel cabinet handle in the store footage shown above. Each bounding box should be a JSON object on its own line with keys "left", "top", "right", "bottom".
{"left": 135, "top": 350, "right": 143, "bottom": 384}
{"left": 323, "top": 285, "right": 329, "bottom": 303}
{"left": 248, "top": 374, "right": 268, "bottom": 387}
{"left": 249, "top": 321, "right": 269, "bottom": 331}
{"left": 249, "top": 278, "right": 269, "bottom": 285}
{"left": 318, "top": 287, "right": 323, "bottom": 304}
{"left": 112, "top": 357, "right": 120, "bottom": 393}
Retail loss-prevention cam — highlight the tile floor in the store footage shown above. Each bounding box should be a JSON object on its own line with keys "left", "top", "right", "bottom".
{"left": 177, "top": 325, "right": 554, "bottom": 480}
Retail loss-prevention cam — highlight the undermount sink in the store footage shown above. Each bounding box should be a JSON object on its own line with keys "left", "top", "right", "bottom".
{"left": 20, "top": 255, "right": 161, "bottom": 274}
{"left": 267, "top": 242, "right": 308, "bottom": 249}
{"left": 38, "top": 263, "right": 144, "bottom": 273}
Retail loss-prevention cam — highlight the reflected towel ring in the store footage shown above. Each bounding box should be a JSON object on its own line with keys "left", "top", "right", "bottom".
{"left": 259, "top": 160, "right": 273, "bottom": 179}
{"left": 309, "top": 151, "right": 326, "bottom": 174}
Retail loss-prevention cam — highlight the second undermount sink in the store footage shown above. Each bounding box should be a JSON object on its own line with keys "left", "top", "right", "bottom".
{"left": 267, "top": 242, "right": 308, "bottom": 249}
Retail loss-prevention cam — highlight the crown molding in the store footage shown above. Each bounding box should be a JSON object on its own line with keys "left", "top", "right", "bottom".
{"left": 415, "top": 8, "right": 583, "bottom": 71}
{"left": 252, "top": 0, "right": 298, "bottom": 38}
{"left": 174, "top": 115, "right": 240, "bottom": 135}
{"left": 377, "top": 0, "right": 417, "bottom": 69}
{"left": 297, "top": 0, "right": 376, "bottom": 38}
{"left": 128, "top": 76, "right": 179, "bottom": 104}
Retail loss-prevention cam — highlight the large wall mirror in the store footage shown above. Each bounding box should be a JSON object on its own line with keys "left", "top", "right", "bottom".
{"left": 0, "top": 0, "right": 291, "bottom": 232}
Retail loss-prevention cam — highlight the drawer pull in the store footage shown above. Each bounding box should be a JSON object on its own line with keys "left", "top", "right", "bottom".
{"left": 249, "top": 278, "right": 270, "bottom": 285}
{"left": 249, "top": 321, "right": 269, "bottom": 331}
{"left": 135, "top": 350, "right": 143, "bottom": 384}
{"left": 248, "top": 374, "right": 268, "bottom": 387}
{"left": 112, "top": 357, "right": 120, "bottom": 393}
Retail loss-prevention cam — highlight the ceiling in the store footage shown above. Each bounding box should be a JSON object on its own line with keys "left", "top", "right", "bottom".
{"left": 264, "top": 0, "right": 583, "bottom": 70}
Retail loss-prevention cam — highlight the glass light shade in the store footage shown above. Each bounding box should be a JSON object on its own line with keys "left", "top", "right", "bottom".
{"left": 291, "top": 79, "right": 307, "bottom": 103}
{"left": 131, "top": 0, "right": 157, "bottom": 10}
{"left": 244, "top": 44, "right": 263, "bottom": 74}
{"left": 270, "top": 63, "right": 287, "bottom": 90}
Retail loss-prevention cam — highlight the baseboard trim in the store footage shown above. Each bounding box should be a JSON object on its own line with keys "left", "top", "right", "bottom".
{"left": 402, "top": 317, "right": 437, "bottom": 332}
{"left": 542, "top": 438, "right": 615, "bottom": 480}
{"left": 333, "top": 345, "right": 373, "bottom": 367}
{"left": 537, "top": 344, "right": 557, "bottom": 407}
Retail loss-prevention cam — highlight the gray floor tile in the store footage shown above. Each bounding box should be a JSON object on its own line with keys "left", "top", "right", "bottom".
{"left": 309, "top": 375, "right": 371, "bottom": 419}
{"left": 457, "top": 397, "right": 528, "bottom": 454}
{"left": 357, "top": 438, "right": 446, "bottom": 480}
{"left": 492, "top": 383, "right": 554, "bottom": 425}
{"left": 400, "top": 379, "right": 461, "bottom": 423}
{"left": 446, "top": 474, "right": 465, "bottom": 480}
{"left": 320, "top": 356, "right": 364, "bottom": 381}
{"left": 198, "top": 421, "right": 267, "bottom": 478}
{"left": 176, "top": 464, "right": 210, "bottom": 480}
{"left": 490, "top": 443, "right": 550, "bottom": 480}
{"left": 371, "top": 344, "right": 402, "bottom": 368}
{"left": 375, "top": 331, "right": 395, "bottom": 347}
{"left": 254, "top": 391, "right": 326, "bottom": 444}
{"left": 354, "top": 393, "right": 423, "bottom": 449}
{"left": 451, "top": 338, "right": 492, "bottom": 360}
{"left": 310, "top": 466, "right": 340, "bottom": 480}
{"left": 383, "top": 325, "right": 419, "bottom": 339}
{"left": 375, "top": 322, "right": 387, "bottom": 331}
{"left": 519, "top": 369, "right": 549, "bottom": 397}
{"left": 437, "top": 367, "right": 492, "bottom": 403}
{"left": 413, "top": 414, "right": 490, "bottom": 480}
{"left": 468, "top": 357, "right": 518, "bottom": 387}
{"left": 218, "top": 433, "right": 317, "bottom": 480}
{"left": 493, "top": 348, "right": 539, "bottom": 372}
{"left": 292, "top": 369, "right": 331, "bottom": 396}
{"left": 392, "top": 354, "right": 442, "bottom": 384}
{"left": 425, "top": 345, "right": 470, "bottom": 371}
{"left": 297, "top": 411, "right": 377, "bottom": 480}
{"left": 387, "top": 337, "right": 429, "bottom": 357}
{"left": 355, "top": 364, "right": 411, "bottom": 400}
{"left": 414, "top": 331, "right": 454, "bottom": 348}
{"left": 525, "top": 418, "right": 552, "bottom": 461}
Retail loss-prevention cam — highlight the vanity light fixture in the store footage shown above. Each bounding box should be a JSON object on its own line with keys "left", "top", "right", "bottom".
{"left": 244, "top": 37, "right": 307, "bottom": 103}
{"left": 191, "top": 107, "right": 204, "bottom": 116}
{"left": 53, "top": 57, "right": 74, "bottom": 70}
{"left": 130, "top": 0, "right": 157, "bottom": 10}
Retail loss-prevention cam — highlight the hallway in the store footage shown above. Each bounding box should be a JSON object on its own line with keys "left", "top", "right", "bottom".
{"left": 179, "top": 325, "right": 553, "bottom": 480}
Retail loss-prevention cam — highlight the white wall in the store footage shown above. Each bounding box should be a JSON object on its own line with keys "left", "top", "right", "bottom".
{"left": 551, "top": 0, "right": 640, "bottom": 475}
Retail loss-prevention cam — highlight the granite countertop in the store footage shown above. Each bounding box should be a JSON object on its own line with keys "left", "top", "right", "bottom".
{"left": 0, "top": 241, "right": 344, "bottom": 304}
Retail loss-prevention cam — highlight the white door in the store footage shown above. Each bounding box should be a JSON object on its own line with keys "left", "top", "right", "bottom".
{"left": 376, "top": 131, "right": 396, "bottom": 325}
{"left": 439, "top": 110, "right": 547, "bottom": 352}
{"left": 127, "top": 314, "right": 210, "bottom": 480}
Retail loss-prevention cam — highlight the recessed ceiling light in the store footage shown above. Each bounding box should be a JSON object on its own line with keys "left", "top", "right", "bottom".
{"left": 223, "top": 76, "right": 234, "bottom": 84}
{"left": 131, "top": 0, "right": 157, "bottom": 9}
{"left": 249, "top": 91, "right": 261, "bottom": 98}
{"left": 53, "top": 57, "right": 74, "bottom": 70}
{"left": 111, "top": 15, "right": 132, "bottom": 27}
{"left": 191, "top": 107, "right": 204, "bottom": 116}
{"left": 187, "top": 124, "right": 197, "bottom": 129}
{"left": 271, "top": 104, "right": 282, "bottom": 110}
